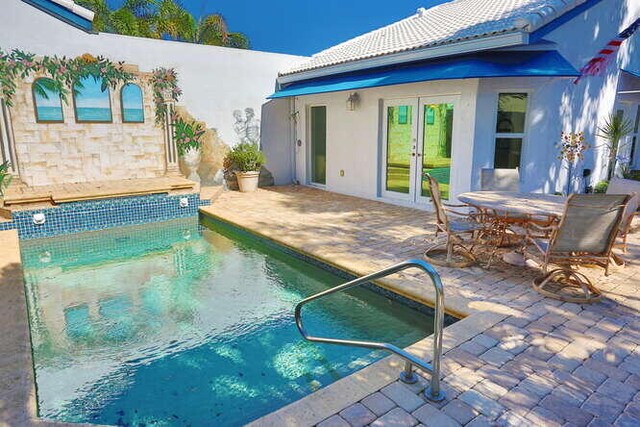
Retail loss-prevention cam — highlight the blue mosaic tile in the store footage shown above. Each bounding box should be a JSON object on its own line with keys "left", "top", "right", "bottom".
{"left": 7, "top": 193, "right": 210, "bottom": 240}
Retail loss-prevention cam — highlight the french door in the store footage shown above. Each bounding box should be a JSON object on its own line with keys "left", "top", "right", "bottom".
{"left": 381, "top": 96, "right": 457, "bottom": 204}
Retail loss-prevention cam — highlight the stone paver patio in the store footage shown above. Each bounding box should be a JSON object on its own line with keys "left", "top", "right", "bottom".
{"left": 200, "top": 185, "right": 640, "bottom": 427}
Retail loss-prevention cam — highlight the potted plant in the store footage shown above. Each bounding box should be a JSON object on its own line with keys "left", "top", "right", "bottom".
{"left": 173, "top": 115, "right": 205, "bottom": 182}
{"left": 224, "top": 142, "right": 266, "bottom": 192}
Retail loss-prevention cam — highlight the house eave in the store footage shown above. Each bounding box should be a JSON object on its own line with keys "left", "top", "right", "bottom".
{"left": 278, "top": 31, "right": 530, "bottom": 86}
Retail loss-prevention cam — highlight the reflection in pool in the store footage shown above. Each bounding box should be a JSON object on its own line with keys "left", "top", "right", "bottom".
{"left": 21, "top": 216, "right": 441, "bottom": 426}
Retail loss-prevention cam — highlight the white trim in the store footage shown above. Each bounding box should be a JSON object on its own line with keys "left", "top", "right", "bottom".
{"left": 278, "top": 32, "right": 529, "bottom": 84}
{"left": 49, "top": 0, "right": 95, "bottom": 21}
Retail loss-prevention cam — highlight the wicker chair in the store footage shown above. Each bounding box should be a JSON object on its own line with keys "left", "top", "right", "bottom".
{"left": 525, "top": 194, "right": 630, "bottom": 303}
{"left": 424, "top": 174, "right": 484, "bottom": 268}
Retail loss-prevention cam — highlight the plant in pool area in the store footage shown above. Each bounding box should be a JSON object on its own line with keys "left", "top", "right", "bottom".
{"left": 598, "top": 113, "right": 633, "bottom": 180}
{"left": 594, "top": 180, "right": 609, "bottom": 193}
{"left": 224, "top": 143, "right": 266, "bottom": 192}
{"left": 173, "top": 114, "right": 205, "bottom": 156}
{"left": 557, "top": 131, "right": 590, "bottom": 195}
{"left": 224, "top": 142, "right": 265, "bottom": 173}
{"left": 150, "top": 67, "right": 182, "bottom": 126}
{"left": 0, "top": 161, "right": 13, "bottom": 197}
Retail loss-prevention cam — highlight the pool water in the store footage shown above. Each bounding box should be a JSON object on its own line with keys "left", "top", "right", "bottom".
{"left": 21, "top": 217, "right": 437, "bottom": 426}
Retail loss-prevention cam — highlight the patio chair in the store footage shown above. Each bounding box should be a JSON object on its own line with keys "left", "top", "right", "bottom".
{"left": 424, "top": 174, "right": 484, "bottom": 268}
{"left": 615, "top": 192, "right": 638, "bottom": 255}
{"left": 480, "top": 168, "right": 520, "bottom": 192}
{"left": 525, "top": 194, "right": 630, "bottom": 303}
{"left": 607, "top": 179, "right": 639, "bottom": 255}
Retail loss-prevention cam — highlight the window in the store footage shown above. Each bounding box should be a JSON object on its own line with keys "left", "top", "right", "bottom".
{"left": 73, "top": 76, "right": 112, "bottom": 123}
{"left": 494, "top": 93, "right": 528, "bottom": 169}
{"left": 32, "top": 78, "right": 64, "bottom": 123}
{"left": 310, "top": 106, "right": 327, "bottom": 185}
{"left": 120, "top": 83, "right": 144, "bottom": 123}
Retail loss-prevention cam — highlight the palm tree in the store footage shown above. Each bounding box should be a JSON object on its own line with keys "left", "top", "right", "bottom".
{"left": 598, "top": 112, "right": 634, "bottom": 180}
{"left": 77, "top": 0, "right": 249, "bottom": 49}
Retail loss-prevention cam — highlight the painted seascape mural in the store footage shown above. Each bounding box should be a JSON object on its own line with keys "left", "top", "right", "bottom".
{"left": 73, "top": 76, "right": 113, "bottom": 122}
{"left": 121, "top": 83, "right": 144, "bottom": 123}
{"left": 33, "top": 78, "right": 64, "bottom": 122}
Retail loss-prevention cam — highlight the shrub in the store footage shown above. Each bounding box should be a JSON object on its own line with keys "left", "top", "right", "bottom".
{"left": 224, "top": 143, "right": 265, "bottom": 173}
{"left": 0, "top": 161, "right": 12, "bottom": 197}
{"left": 594, "top": 180, "right": 609, "bottom": 193}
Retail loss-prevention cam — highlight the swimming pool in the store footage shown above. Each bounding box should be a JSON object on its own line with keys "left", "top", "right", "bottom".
{"left": 21, "top": 216, "right": 445, "bottom": 426}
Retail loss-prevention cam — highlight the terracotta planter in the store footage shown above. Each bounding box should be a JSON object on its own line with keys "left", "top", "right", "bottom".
{"left": 236, "top": 171, "right": 260, "bottom": 193}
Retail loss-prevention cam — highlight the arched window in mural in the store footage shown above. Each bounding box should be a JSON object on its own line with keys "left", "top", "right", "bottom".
{"left": 32, "top": 78, "right": 64, "bottom": 123}
{"left": 120, "top": 83, "right": 144, "bottom": 123}
{"left": 73, "top": 76, "right": 113, "bottom": 123}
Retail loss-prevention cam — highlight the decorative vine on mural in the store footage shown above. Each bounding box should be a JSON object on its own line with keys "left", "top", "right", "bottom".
{"left": 0, "top": 48, "right": 182, "bottom": 126}
{"left": 150, "top": 67, "right": 182, "bottom": 126}
{"left": 0, "top": 49, "right": 133, "bottom": 106}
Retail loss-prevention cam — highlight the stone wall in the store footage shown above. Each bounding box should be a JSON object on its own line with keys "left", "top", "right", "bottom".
{"left": 10, "top": 73, "right": 166, "bottom": 186}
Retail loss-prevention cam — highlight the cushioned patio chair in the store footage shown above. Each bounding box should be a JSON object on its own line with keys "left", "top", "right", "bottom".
{"left": 525, "top": 194, "right": 630, "bottom": 303}
{"left": 480, "top": 168, "right": 520, "bottom": 191}
{"left": 424, "top": 173, "right": 484, "bottom": 268}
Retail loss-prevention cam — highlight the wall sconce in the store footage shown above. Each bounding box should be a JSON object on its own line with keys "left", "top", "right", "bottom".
{"left": 346, "top": 92, "right": 360, "bottom": 111}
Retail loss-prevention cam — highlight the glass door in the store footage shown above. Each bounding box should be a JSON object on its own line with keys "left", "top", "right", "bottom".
{"left": 309, "top": 106, "right": 327, "bottom": 185}
{"left": 381, "top": 96, "right": 457, "bottom": 204}
{"left": 381, "top": 99, "right": 419, "bottom": 200}
{"left": 416, "top": 97, "right": 456, "bottom": 203}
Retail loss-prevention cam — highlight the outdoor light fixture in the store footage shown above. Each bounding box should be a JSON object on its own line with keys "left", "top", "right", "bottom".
{"left": 33, "top": 213, "right": 46, "bottom": 225}
{"left": 346, "top": 92, "right": 360, "bottom": 111}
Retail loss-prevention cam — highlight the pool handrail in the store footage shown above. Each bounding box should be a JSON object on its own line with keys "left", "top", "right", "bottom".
{"left": 294, "top": 258, "right": 446, "bottom": 402}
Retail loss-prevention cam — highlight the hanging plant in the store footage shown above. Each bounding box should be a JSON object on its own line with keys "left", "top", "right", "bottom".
{"left": 150, "top": 67, "right": 182, "bottom": 126}
{"left": 0, "top": 48, "right": 134, "bottom": 106}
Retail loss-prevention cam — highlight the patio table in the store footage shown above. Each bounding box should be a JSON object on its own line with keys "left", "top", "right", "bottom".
{"left": 457, "top": 191, "right": 567, "bottom": 218}
{"left": 456, "top": 191, "right": 567, "bottom": 265}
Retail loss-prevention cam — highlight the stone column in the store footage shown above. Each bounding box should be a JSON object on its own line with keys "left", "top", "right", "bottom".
{"left": 0, "top": 99, "right": 19, "bottom": 176}
{"left": 163, "top": 101, "right": 181, "bottom": 176}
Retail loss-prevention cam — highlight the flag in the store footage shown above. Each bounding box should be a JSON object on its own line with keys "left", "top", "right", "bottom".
{"left": 574, "top": 17, "right": 640, "bottom": 84}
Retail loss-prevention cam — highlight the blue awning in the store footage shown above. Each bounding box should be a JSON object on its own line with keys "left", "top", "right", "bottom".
{"left": 270, "top": 50, "right": 579, "bottom": 99}
{"left": 622, "top": 69, "right": 640, "bottom": 78}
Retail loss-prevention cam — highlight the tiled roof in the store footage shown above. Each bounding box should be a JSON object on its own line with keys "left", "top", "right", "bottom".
{"left": 282, "top": 0, "right": 586, "bottom": 76}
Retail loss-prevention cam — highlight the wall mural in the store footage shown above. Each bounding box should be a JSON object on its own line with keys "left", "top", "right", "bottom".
{"left": 121, "top": 83, "right": 144, "bottom": 123}
{"left": 32, "top": 78, "right": 64, "bottom": 122}
{"left": 73, "top": 76, "right": 112, "bottom": 122}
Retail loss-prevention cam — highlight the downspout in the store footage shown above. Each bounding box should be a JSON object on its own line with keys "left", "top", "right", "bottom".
{"left": 290, "top": 97, "right": 299, "bottom": 184}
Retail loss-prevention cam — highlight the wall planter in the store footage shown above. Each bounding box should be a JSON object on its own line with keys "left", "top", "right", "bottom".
{"left": 235, "top": 171, "right": 260, "bottom": 192}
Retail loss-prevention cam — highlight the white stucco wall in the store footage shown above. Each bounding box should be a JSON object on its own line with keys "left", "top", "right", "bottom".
{"left": 290, "top": 79, "right": 480, "bottom": 203}
{"left": 266, "top": 0, "right": 639, "bottom": 202}
{"left": 1, "top": 0, "right": 307, "bottom": 148}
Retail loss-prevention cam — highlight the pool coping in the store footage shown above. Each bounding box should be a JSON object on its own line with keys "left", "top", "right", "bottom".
{"left": 198, "top": 208, "right": 517, "bottom": 426}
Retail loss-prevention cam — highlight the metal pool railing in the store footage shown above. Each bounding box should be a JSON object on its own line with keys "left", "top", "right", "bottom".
{"left": 294, "top": 258, "right": 446, "bottom": 402}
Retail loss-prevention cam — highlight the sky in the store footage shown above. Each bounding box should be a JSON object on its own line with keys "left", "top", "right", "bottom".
{"left": 107, "top": 0, "right": 449, "bottom": 57}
